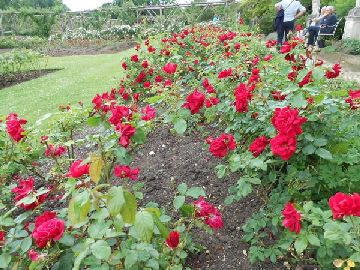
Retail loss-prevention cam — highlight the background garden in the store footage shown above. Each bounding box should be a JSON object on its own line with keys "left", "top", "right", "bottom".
{"left": 0, "top": 0, "right": 360, "bottom": 269}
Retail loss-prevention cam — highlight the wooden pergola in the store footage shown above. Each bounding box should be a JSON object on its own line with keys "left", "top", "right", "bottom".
{"left": 0, "top": 1, "right": 237, "bottom": 36}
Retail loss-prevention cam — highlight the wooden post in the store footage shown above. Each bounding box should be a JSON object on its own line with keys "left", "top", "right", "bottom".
{"left": 0, "top": 13, "right": 3, "bottom": 36}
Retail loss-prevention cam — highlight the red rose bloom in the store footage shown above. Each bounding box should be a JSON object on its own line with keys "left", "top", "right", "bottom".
{"left": 282, "top": 202, "right": 301, "bottom": 234}
{"left": 166, "top": 231, "right": 180, "bottom": 249}
{"left": 155, "top": 75, "right": 163, "bottom": 83}
{"left": 131, "top": 54, "right": 139, "bottom": 62}
{"left": 135, "top": 71, "right": 147, "bottom": 83}
{"left": 298, "top": 71, "right": 313, "bottom": 87}
{"left": 280, "top": 43, "right": 292, "bottom": 54}
{"left": 0, "top": 231, "right": 5, "bottom": 242}
{"left": 270, "top": 134, "right": 297, "bottom": 161}
{"left": 209, "top": 133, "right": 237, "bottom": 158}
{"left": 11, "top": 177, "right": 48, "bottom": 210}
{"left": 67, "top": 160, "right": 90, "bottom": 178}
{"left": 182, "top": 89, "right": 205, "bottom": 114}
{"left": 109, "top": 105, "right": 132, "bottom": 126}
{"left": 114, "top": 165, "right": 139, "bottom": 180}
{"left": 32, "top": 213, "right": 65, "bottom": 249}
{"left": 142, "top": 60, "right": 149, "bottom": 69}
{"left": 234, "top": 83, "right": 253, "bottom": 113}
{"left": 329, "top": 192, "right": 360, "bottom": 219}
{"left": 266, "top": 40, "right": 277, "bottom": 48}
{"left": 218, "top": 68, "right": 233, "bottom": 79}
{"left": 141, "top": 105, "right": 156, "bottom": 121}
{"left": 28, "top": 249, "right": 41, "bottom": 261}
{"left": 6, "top": 113, "right": 27, "bottom": 142}
{"left": 325, "top": 63, "right": 341, "bottom": 79}
{"left": 45, "top": 145, "right": 66, "bottom": 158}
{"left": 115, "top": 123, "right": 136, "bottom": 148}
{"left": 143, "top": 81, "right": 151, "bottom": 89}
{"left": 249, "top": 136, "right": 269, "bottom": 158}
{"left": 345, "top": 89, "right": 360, "bottom": 110}
{"left": 288, "top": 71, "right": 298, "bottom": 81}
{"left": 205, "top": 208, "right": 224, "bottom": 230}
{"left": 205, "top": 97, "right": 220, "bottom": 108}
{"left": 272, "top": 107, "right": 307, "bottom": 136}
{"left": 162, "top": 63, "right": 177, "bottom": 74}
{"left": 121, "top": 62, "right": 127, "bottom": 70}
{"left": 264, "top": 54, "right": 273, "bottom": 61}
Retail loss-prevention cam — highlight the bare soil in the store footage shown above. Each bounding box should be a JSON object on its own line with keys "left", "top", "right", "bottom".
{"left": 131, "top": 125, "right": 286, "bottom": 270}
{"left": 0, "top": 69, "right": 61, "bottom": 90}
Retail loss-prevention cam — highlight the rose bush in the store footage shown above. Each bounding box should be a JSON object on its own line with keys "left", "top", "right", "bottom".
{"left": 0, "top": 22, "right": 360, "bottom": 269}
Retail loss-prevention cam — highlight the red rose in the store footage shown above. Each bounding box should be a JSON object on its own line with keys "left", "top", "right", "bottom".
{"left": 0, "top": 230, "right": 5, "bottom": 242}
{"left": 28, "top": 249, "right": 41, "bottom": 261}
{"left": 205, "top": 97, "right": 219, "bottom": 108}
{"left": 280, "top": 43, "right": 292, "bottom": 54}
{"left": 288, "top": 71, "right": 298, "bottom": 81}
{"left": 282, "top": 202, "right": 301, "bottom": 234}
{"left": 141, "top": 105, "right": 156, "bottom": 121}
{"left": 218, "top": 68, "right": 233, "bottom": 79}
{"left": 109, "top": 105, "right": 132, "bottom": 126}
{"left": 266, "top": 40, "right": 277, "bottom": 48}
{"left": 45, "top": 144, "right": 66, "bottom": 158}
{"left": 329, "top": 192, "right": 360, "bottom": 219}
{"left": 325, "top": 63, "right": 341, "bottom": 79}
{"left": 272, "top": 107, "right": 307, "bottom": 137}
{"left": 234, "top": 83, "right": 253, "bottom": 113}
{"left": 115, "top": 123, "right": 136, "bottom": 148}
{"left": 32, "top": 214, "right": 65, "bottom": 249}
{"left": 11, "top": 177, "right": 48, "bottom": 210}
{"left": 295, "top": 24, "right": 303, "bottom": 31}
{"left": 249, "top": 136, "right": 269, "bottom": 158}
{"left": 166, "top": 231, "right": 180, "bottom": 249}
{"left": 270, "top": 134, "right": 297, "bottom": 160}
{"left": 205, "top": 208, "right": 224, "bottom": 230}
{"left": 135, "top": 71, "right": 147, "bottom": 83}
{"left": 271, "top": 90, "right": 287, "bottom": 101}
{"left": 67, "top": 160, "right": 90, "bottom": 178}
{"left": 6, "top": 113, "right": 27, "bottom": 142}
{"left": 121, "top": 62, "right": 127, "bottom": 70}
{"left": 209, "top": 133, "right": 237, "bottom": 158}
{"left": 143, "top": 81, "right": 151, "bottom": 89}
{"left": 141, "top": 60, "right": 149, "bottom": 69}
{"left": 164, "top": 79, "right": 172, "bottom": 87}
{"left": 182, "top": 89, "right": 205, "bottom": 114}
{"left": 155, "top": 75, "right": 163, "bottom": 83}
{"left": 131, "top": 54, "right": 139, "bottom": 62}
{"left": 264, "top": 54, "right": 273, "bottom": 61}
{"left": 345, "top": 89, "right": 360, "bottom": 110}
{"left": 162, "top": 63, "right": 177, "bottom": 74}
{"left": 114, "top": 165, "right": 139, "bottom": 180}
{"left": 298, "top": 71, "right": 313, "bottom": 87}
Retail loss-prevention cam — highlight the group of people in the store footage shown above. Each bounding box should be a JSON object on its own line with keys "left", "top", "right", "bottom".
{"left": 274, "top": 0, "right": 338, "bottom": 50}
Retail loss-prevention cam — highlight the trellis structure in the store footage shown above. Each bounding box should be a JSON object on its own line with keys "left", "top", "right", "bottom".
{"left": 0, "top": 1, "right": 239, "bottom": 37}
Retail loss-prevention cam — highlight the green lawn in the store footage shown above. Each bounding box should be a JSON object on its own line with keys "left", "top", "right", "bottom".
{"left": 0, "top": 52, "right": 130, "bottom": 123}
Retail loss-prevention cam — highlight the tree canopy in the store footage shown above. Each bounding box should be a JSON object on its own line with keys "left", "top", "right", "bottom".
{"left": 0, "top": 0, "right": 68, "bottom": 10}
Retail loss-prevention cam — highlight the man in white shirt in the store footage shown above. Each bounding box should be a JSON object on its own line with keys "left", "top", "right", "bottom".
{"left": 275, "top": 0, "right": 306, "bottom": 46}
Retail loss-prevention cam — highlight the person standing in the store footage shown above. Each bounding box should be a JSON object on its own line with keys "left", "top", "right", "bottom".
{"left": 275, "top": 0, "right": 306, "bottom": 46}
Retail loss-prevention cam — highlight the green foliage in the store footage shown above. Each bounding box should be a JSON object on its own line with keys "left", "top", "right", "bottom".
{"left": 0, "top": 49, "right": 43, "bottom": 74}
{"left": 336, "top": 39, "right": 360, "bottom": 55}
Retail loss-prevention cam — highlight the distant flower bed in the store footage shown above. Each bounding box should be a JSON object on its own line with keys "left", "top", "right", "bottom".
{"left": 52, "top": 25, "right": 138, "bottom": 40}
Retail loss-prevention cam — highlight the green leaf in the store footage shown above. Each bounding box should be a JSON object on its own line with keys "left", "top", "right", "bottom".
{"left": 106, "top": 187, "right": 125, "bottom": 217}
{"left": 0, "top": 253, "right": 11, "bottom": 268}
{"left": 313, "top": 138, "right": 327, "bottom": 147}
{"left": 186, "top": 187, "right": 206, "bottom": 198}
{"left": 120, "top": 190, "right": 137, "bottom": 224}
{"left": 134, "top": 210, "right": 154, "bottom": 242}
{"left": 73, "top": 239, "right": 94, "bottom": 270}
{"left": 125, "top": 250, "right": 138, "bottom": 269}
{"left": 132, "top": 128, "right": 146, "bottom": 144}
{"left": 59, "top": 233, "right": 75, "bottom": 246}
{"left": 91, "top": 240, "right": 111, "bottom": 261}
{"left": 290, "top": 94, "right": 308, "bottom": 108}
{"left": 174, "top": 118, "right": 187, "bottom": 135}
{"left": 180, "top": 204, "right": 195, "bottom": 217}
{"left": 294, "top": 237, "right": 308, "bottom": 254}
{"left": 173, "top": 195, "right": 185, "bottom": 209}
{"left": 68, "top": 191, "right": 91, "bottom": 226}
{"left": 146, "top": 258, "right": 160, "bottom": 270}
{"left": 216, "top": 164, "right": 226, "bottom": 178}
{"left": 152, "top": 214, "right": 169, "bottom": 239}
{"left": 57, "top": 251, "right": 74, "bottom": 270}
{"left": 243, "top": 176, "right": 261, "bottom": 185}
{"left": 177, "top": 183, "right": 187, "bottom": 195}
{"left": 20, "top": 237, "right": 32, "bottom": 252}
{"left": 307, "top": 233, "right": 320, "bottom": 246}
{"left": 350, "top": 252, "right": 360, "bottom": 262}
{"left": 315, "top": 148, "right": 333, "bottom": 160}
{"left": 87, "top": 116, "right": 101, "bottom": 127}
{"left": 302, "top": 144, "right": 316, "bottom": 155}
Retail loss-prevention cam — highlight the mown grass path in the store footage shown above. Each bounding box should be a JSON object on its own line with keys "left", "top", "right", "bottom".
{"left": 0, "top": 51, "right": 131, "bottom": 123}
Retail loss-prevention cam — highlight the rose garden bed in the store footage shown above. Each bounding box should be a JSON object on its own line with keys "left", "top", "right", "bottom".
{"left": 0, "top": 23, "right": 360, "bottom": 270}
